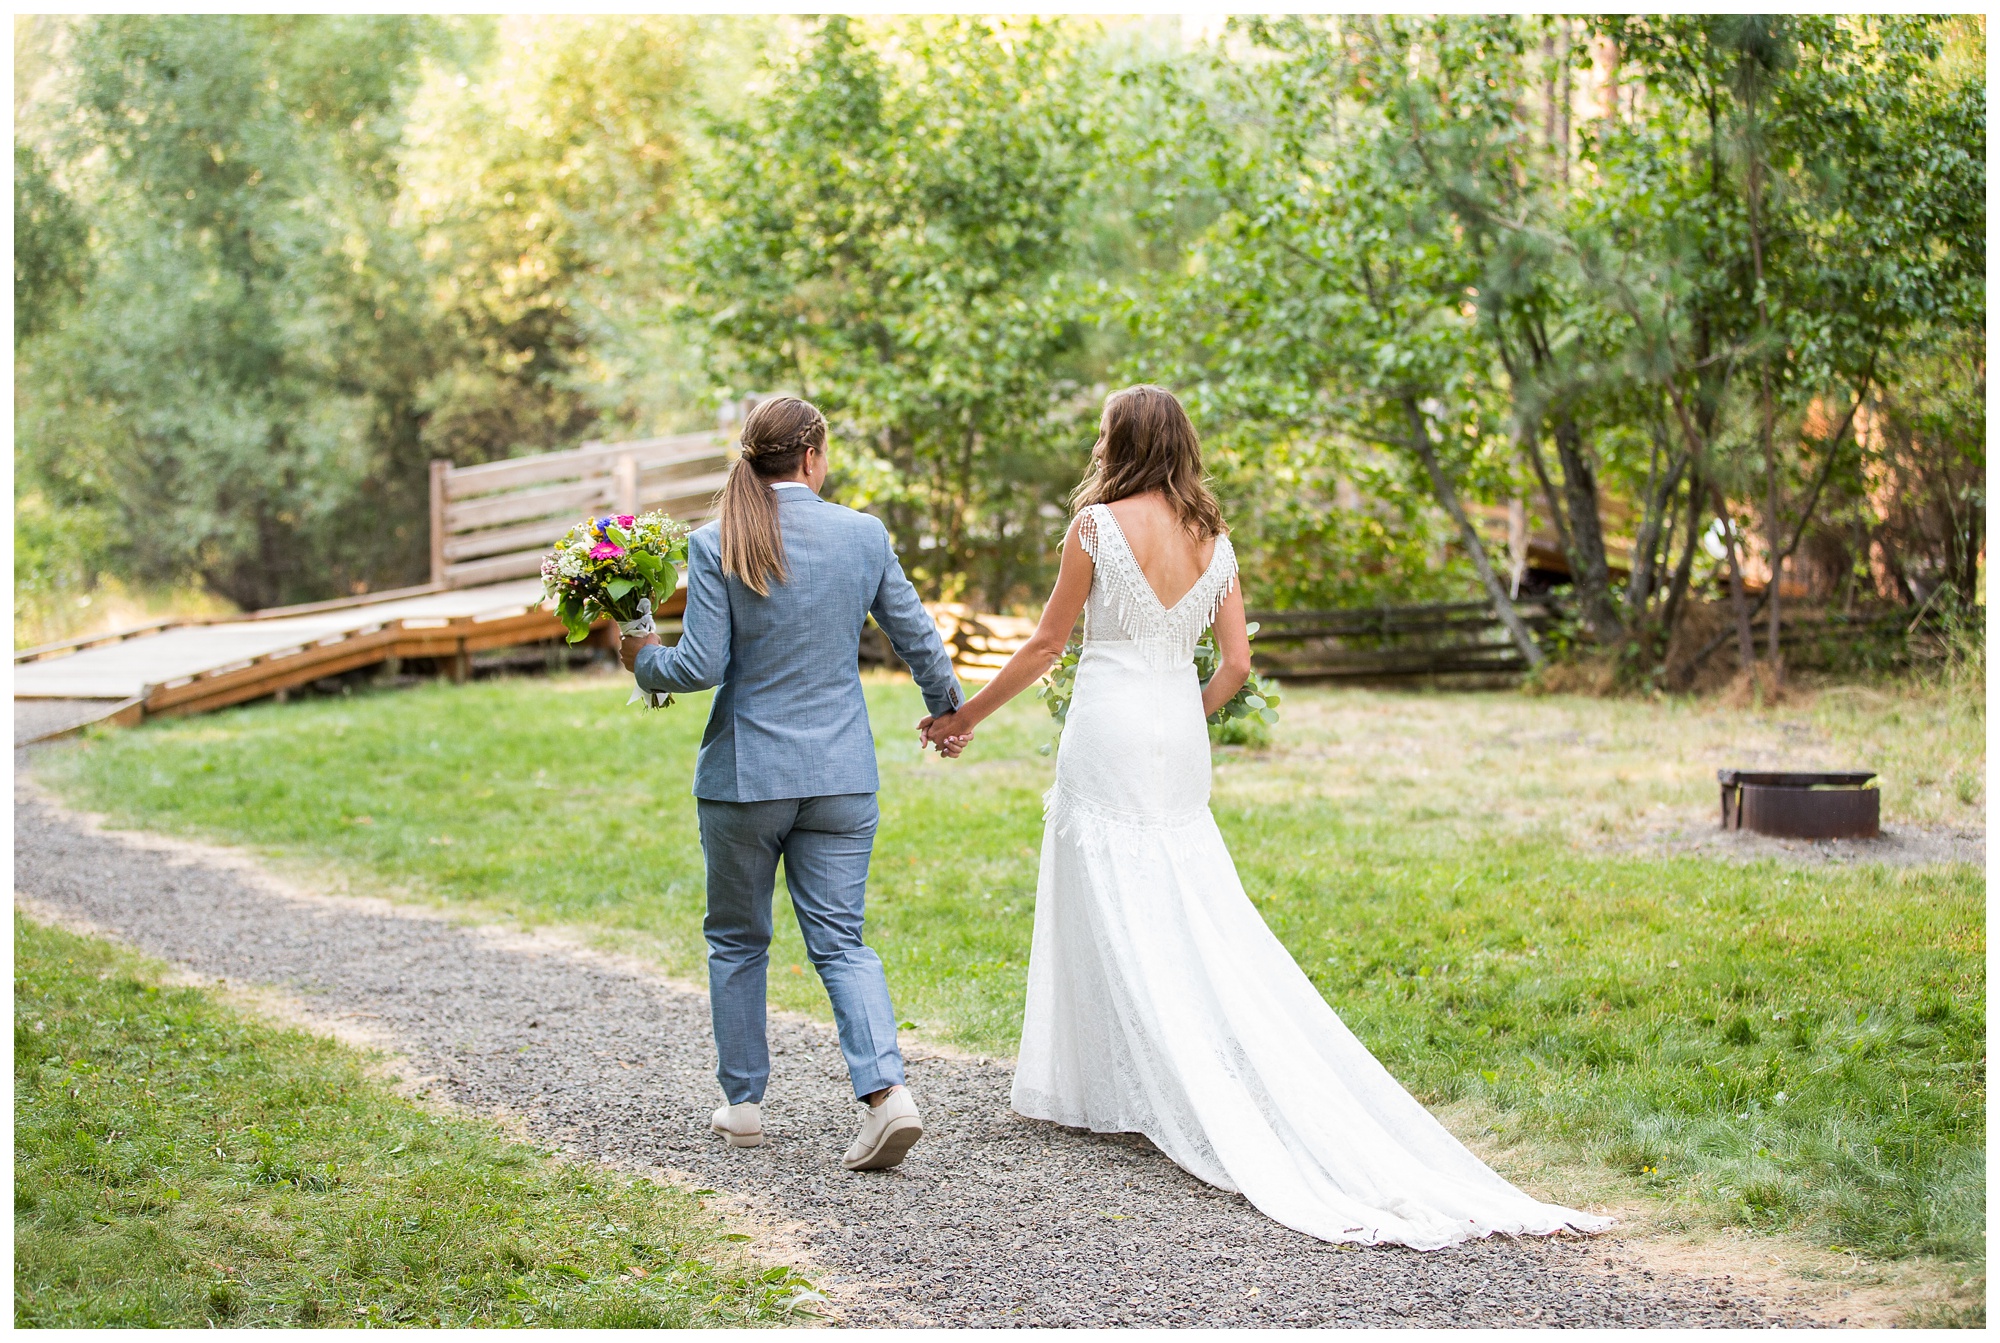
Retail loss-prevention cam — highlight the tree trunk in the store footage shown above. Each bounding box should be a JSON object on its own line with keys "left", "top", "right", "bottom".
{"left": 1625, "top": 436, "right": 1664, "bottom": 619}
{"left": 1625, "top": 433, "right": 1688, "bottom": 623}
{"left": 1764, "top": 425, "right": 1783, "bottom": 679}
{"left": 1519, "top": 426, "right": 1575, "bottom": 561}
{"left": 1710, "top": 485, "right": 1758, "bottom": 673}
{"left": 1660, "top": 465, "right": 1703, "bottom": 641}
{"left": 1745, "top": 96, "right": 1783, "bottom": 685}
{"left": 1550, "top": 413, "right": 1623, "bottom": 642}
{"left": 1403, "top": 397, "right": 1545, "bottom": 669}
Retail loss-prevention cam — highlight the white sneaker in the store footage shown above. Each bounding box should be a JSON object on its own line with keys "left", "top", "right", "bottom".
{"left": 711, "top": 1100, "right": 764, "bottom": 1148}
{"left": 842, "top": 1085, "right": 923, "bottom": 1171}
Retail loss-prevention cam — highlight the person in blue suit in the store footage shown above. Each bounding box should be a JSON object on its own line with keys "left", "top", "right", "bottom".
{"left": 620, "top": 395, "right": 964, "bottom": 1171}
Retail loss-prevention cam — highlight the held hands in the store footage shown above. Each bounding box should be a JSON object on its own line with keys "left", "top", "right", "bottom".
{"left": 917, "top": 710, "right": 974, "bottom": 759}
{"left": 618, "top": 631, "right": 662, "bottom": 672}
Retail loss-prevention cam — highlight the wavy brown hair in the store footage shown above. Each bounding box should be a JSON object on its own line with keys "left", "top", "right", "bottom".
{"left": 718, "top": 395, "right": 828, "bottom": 596}
{"left": 1069, "top": 385, "right": 1224, "bottom": 540}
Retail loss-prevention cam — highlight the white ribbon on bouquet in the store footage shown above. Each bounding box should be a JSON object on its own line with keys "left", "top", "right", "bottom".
{"left": 618, "top": 597, "right": 674, "bottom": 709}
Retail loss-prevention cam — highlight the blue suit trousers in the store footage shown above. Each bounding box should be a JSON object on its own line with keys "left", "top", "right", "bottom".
{"left": 697, "top": 793, "right": 904, "bottom": 1105}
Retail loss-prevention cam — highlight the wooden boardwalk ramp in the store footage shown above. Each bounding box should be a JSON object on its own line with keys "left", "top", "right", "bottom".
{"left": 12, "top": 579, "right": 590, "bottom": 743}
{"left": 14, "top": 428, "right": 738, "bottom": 744}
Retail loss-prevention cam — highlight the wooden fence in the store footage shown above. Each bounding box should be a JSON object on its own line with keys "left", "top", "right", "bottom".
{"left": 429, "top": 431, "right": 734, "bottom": 589}
{"left": 1244, "top": 599, "right": 1567, "bottom": 680}
{"left": 856, "top": 599, "right": 1568, "bottom": 684}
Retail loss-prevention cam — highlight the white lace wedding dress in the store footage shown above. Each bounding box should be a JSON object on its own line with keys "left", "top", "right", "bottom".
{"left": 1011, "top": 503, "right": 1612, "bottom": 1251}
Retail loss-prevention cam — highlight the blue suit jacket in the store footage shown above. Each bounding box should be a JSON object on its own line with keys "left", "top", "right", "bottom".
{"left": 634, "top": 484, "right": 963, "bottom": 802}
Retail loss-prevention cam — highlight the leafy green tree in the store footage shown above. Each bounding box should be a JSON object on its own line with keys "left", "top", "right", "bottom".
{"left": 13, "top": 145, "right": 91, "bottom": 343}
{"left": 399, "top": 16, "right": 706, "bottom": 460}
{"left": 1862, "top": 334, "right": 1985, "bottom": 605}
{"left": 671, "top": 16, "right": 1100, "bottom": 607}
{"left": 1138, "top": 14, "right": 1981, "bottom": 677}
{"left": 12, "top": 13, "right": 1979, "bottom": 643}
{"left": 1596, "top": 15, "right": 1984, "bottom": 679}
{"left": 19, "top": 16, "right": 442, "bottom": 608}
{"left": 1132, "top": 15, "right": 1547, "bottom": 660}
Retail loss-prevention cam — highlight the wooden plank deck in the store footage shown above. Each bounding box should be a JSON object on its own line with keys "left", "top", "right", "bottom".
{"left": 13, "top": 579, "right": 575, "bottom": 718}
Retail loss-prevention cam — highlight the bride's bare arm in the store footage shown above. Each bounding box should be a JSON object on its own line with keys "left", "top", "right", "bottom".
{"left": 1201, "top": 579, "right": 1253, "bottom": 719}
{"left": 919, "top": 518, "right": 1095, "bottom": 745}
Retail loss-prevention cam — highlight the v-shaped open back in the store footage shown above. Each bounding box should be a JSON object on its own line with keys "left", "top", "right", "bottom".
{"left": 1077, "top": 503, "right": 1237, "bottom": 669}
{"left": 1099, "top": 505, "right": 1224, "bottom": 613}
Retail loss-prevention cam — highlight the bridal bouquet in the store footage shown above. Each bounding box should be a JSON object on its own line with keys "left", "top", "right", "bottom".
{"left": 1037, "top": 624, "right": 1281, "bottom": 752}
{"left": 1195, "top": 624, "right": 1283, "bottom": 739}
{"left": 541, "top": 511, "right": 690, "bottom": 707}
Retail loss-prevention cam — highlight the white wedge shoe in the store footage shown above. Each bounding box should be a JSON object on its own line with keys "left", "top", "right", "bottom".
{"left": 842, "top": 1085, "right": 923, "bottom": 1171}
{"left": 711, "top": 1100, "right": 764, "bottom": 1148}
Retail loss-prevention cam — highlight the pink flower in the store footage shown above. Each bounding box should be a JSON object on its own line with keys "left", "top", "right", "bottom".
{"left": 589, "top": 541, "right": 626, "bottom": 560}
{"left": 616, "top": 514, "right": 636, "bottom": 527}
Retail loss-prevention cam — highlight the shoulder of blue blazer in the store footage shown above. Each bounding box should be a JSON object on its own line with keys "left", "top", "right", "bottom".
{"left": 687, "top": 518, "right": 721, "bottom": 551}
{"left": 788, "top": 495, "right": 888, "bottom": 543}
{"left": 695, "top": 496, "right": 886, "bottom": 566}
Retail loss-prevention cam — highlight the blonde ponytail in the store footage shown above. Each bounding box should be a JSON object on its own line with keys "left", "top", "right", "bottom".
{"left": 718, "top": 395, "right": 828, "bottom": 596}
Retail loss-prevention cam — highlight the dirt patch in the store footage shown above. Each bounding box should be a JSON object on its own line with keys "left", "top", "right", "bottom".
{"left": 1612, "top": 811, "right": 1983, "bottom": 869}
{"left": 1605, "top": 1224, "right": 1982, "bottom": 1329}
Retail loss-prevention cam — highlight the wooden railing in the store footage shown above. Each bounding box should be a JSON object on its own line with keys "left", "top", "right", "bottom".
{"left": 429, "top": 430, "right": 735, "bottom": 589}
{"left": 1245, "top": 599, "right": 1567, "bottom": 680}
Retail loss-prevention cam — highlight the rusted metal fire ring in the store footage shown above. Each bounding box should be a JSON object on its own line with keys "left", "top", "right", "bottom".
{"left": 1718, "top": 769, "right": 1880, "bottom": 840}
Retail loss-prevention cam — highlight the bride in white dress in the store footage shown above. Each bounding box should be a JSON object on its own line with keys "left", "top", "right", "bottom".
{"left": 919, "top": 385, "right": 1610, "bottom": 1251}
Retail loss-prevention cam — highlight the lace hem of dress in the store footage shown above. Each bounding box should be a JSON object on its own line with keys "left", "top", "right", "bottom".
{"left": 1043, "top": 785, "right": 1211, "bottom": 845}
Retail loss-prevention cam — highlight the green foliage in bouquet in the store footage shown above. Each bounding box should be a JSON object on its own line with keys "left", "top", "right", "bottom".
{"left": 1198, "top": 622, "right": 1283, "bottom": 746}
{"left": 541, "top": 512, "right": 690, "bottom": 645}
{"left": 1037, "top": 623, "right": 1280, "bottom": 754}
{"left": 1034, "top": 637, "right": 1084, "bottom": 734}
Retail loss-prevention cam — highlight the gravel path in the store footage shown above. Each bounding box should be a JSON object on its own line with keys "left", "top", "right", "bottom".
{"left": 14, "top": 765, "right": 1810, "bottom": 1328}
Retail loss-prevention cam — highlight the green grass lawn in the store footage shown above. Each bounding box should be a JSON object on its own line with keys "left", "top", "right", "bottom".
{"left": 35, "top": 668, "right": 1984, "bottom": 1287}
{"left": 13, "top": 916, "right": 815, "bottom": 1327}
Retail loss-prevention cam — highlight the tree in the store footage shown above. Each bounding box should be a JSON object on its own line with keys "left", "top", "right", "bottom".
{"left": 670, "top": 17, "right": 1100, "bottom": 607}
{"left": 1134, "top": 16, "right": 1546, "bottom": 662}
{"left": 14, "top": 14, "right": 1979, "bottom": 640}
{"left": 18, "top": 16, "right": 443, "bottom": 608}
{"left": 1601, "top": 15, "right": 1984, "bottom": 682}
{"left": 398, "top": 16, "right": 707, "bottom": 461}
{"left": 1139, "top": 14, "right": 1982, "bottom": 680}
{"left": 13, "top": 145, "right": 92, "bottom": 343}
